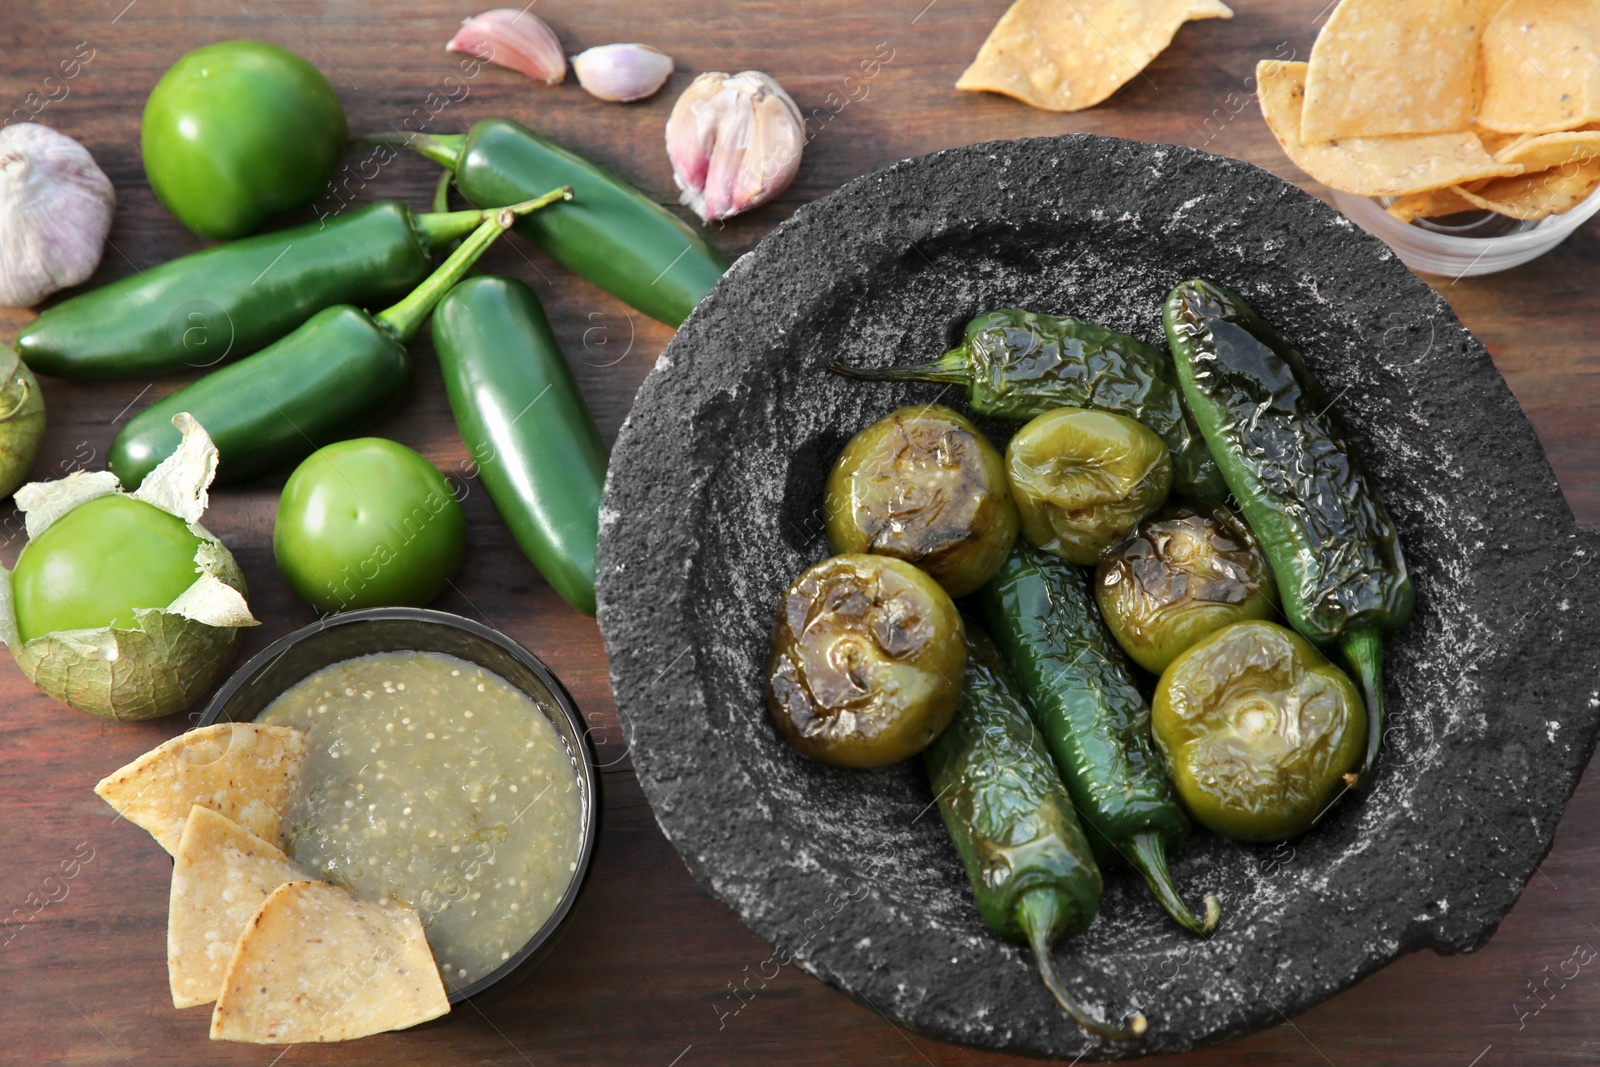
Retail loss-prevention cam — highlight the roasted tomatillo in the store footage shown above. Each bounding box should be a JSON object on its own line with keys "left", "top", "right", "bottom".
{"left": 142, "top": 41, "right": 347, "bottom": 240}
{"left": 825, "top": 405, "right": 1018, "bottom": 597}
{"left": 767, "top": 554, "right": 965, "bottom": 767}
{"left": 12, "top": 493, "right": 205, "bottom": 642}
{"left": 1153, "top": 621, "right": 1366, "bottom": 843}
{"left": 1006, "top": 407, "right": 1171, "bottom": 565}
{"left": 274, "top": 438, "right": 466, "bottom": 613}
{"left": 1095, "top": 501, "right": 1278, "bottom": 674}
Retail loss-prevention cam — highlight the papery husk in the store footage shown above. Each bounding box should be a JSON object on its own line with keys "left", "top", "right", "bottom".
{"left": 0, "top": 344, "right": 44, "bottom": 499}
{"left": 0, "top": 413, "right": 257, "bottom": 720}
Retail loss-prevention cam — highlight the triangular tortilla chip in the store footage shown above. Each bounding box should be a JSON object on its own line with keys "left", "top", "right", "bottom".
{"left": 956, "top": 0, "right": 1233, "bottom": 112}
{"left": 169, "top": 806, "right": 304, "bottom": 1009}
{"left": 1257, "top": 60, "right": 1522, "bottom": 196}
{"left": 1494, "top": 130, "right": 1600, "bottom": 170}
{"left": 211, "top": 881, "right": 449, "bottom": 1043}
{"left": 1478, "top": 0, "right": 1600, "bottom": 134}
{"left": 1452, "top": 155, "right": 1600, "bottom": 219}
{"left": 1386, "top": 186, "right": 1480, "bottom": 222}
{"left": 94, "top": 723, "right": 307, "bottom": 855}
{"left": 1301, "top": 0, "right": 1487, "bottom": 142}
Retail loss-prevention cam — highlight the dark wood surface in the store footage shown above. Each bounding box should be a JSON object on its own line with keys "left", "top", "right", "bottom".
{"left": 3, "top": 2, "right": 1598, "bottom": 1064}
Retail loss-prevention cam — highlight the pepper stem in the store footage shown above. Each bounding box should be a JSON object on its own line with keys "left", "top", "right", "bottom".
{"left": 1128, "top": 832, "right": 1220, "bottom": 936}
{"left": 1341, "top": 627, "right": 1385, "bottom": 782}
{"left": 1019, "top": 889, "right": 1146, "bottom": 1042}
{"left": 375, "top": 186, "right": 572, "bottom": 343}
{"left": 356, "top": 131, "right": 467, "bottom": 171}
{"left": 825, "top": 347, "right": 972, "bottom": 387}
{"left": 432, "top": 169, "right": 454, "bottom": 214}
{"left": 412, "top": 207, "right": 496, "bottom": 251}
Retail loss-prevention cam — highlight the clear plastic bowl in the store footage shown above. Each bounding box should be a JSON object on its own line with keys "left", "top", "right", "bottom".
{"left": 1331, "top": 186, "right": 1600, "bottom": 277}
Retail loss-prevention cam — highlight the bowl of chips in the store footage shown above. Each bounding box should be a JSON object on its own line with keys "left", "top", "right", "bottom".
{"left": 1257, "top": 0, "right": 1600, "bottom": 276}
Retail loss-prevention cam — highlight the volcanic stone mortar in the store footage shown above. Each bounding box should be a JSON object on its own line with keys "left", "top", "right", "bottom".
{"left": 596, "top": 135, "right": 1600, "bottom": 1058}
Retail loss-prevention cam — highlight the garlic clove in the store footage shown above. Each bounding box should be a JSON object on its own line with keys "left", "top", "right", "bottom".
{"left": 446, "top": 8, "right": 566, "bottom": 86}
{"left": 666, "top": 71, "right": 804, "bottom": 224}
{"left": 0, "top": 123, "right": 115, "bottom": 309}
{"left": 572, "top": 43, "right": 674, "bottom": 103}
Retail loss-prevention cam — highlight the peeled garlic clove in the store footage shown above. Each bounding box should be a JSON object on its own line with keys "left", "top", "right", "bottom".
{"left": 447, "top": 8, "right": 566, "bottom": 86}
{"left": 666, "top": 71, "right": 804, "bottom": 224}
{"left": 572, "top": 43, "right": 674, "bottom": 103}
{"left": 0, "top": 123, "right": 114, "bottom": 309}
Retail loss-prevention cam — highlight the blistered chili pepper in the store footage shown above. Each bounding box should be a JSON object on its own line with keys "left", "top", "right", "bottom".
{"left": 828, "top": 308, "right": 1225, "bottom": 498}
{"left": 1163, "top": 279, "right": 1413, "bottom": 779}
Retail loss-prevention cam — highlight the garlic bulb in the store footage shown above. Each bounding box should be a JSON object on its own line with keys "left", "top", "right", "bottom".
{"left": 447, "top": 9, "right": 566, "bottom": 86}
{"left": 0, "top": 123, "right": 114, "bottom": 309}
{"left": 666, "top": 71, "right": 804, "bottom": 224}
{"left": 572, "top": 43, "right": 674, "bottom": 103}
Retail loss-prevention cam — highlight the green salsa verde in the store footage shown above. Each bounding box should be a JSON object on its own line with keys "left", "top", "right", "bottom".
{"left": 259, "top": 651, "right": 582, "bottom": 989}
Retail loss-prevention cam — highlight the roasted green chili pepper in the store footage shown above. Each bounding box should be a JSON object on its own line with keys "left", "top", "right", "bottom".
{"left": 370, "top": 119, "right": 727, "bottom": 326}
{"left": 433, "top": 275, "right": 606, "bottom": 615}
{"left": 18, "top": 202, "right": 494, "bottom": 381}
{"left": 108, "top": 189, "right": 571, "bottom": 489}
{"left": 979, "top": 543, "right": 1219, "bottom": 936}
{"left": 925, "top": 626, "right": 1144, "bottom": 1041}
{"left": 1153, "top": 620, "right": 1367, "bottom": 843}
{"left": 1162, "top": 279, "right": 1413, "bottom": 779}
{"left": 828, "top": 309, "right": 1226, "bottom": 498}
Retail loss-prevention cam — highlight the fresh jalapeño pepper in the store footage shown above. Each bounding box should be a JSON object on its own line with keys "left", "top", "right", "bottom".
{"left": 17, "top": 202, "right": 495, "bottom": 381}
{"left": 1162, "top": 279, "right": 1413, "bottom": 779}
{"left": 371, "top": 119, "right": 727, "bottom": 326}
{"left": 432, "top": 276, "right": 606, "bottom": 615}
{"left": 979, "top": 543, "right": 1220, "bottom": 936}
{"left": 925, "top": 625, "right": 1145, "bottom": 1042}
{"left": 828, "top": 309, "right": 1226, "bottom": 498}
{"left": 108, "top": 188, "right": 571, "bottom": 489}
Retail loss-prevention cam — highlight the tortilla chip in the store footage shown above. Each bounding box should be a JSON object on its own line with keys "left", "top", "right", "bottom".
{"left": 1494, "top": 129, "right": 1600, "bottom": 170}
{"left": 1478, "top": 0, "right": 1600, "bottom": 134}
{"left": 1257, "top": 60, "right": 1522, "bottom": 196}
{"left": 956, "top": 0, "right": 1233, "bottom": 112}
{"left": 211, "top": 881, "right": 449, "bottom": 1043}
{"left": 94, "top": 723, "right": 307, "bottom": 855}
{"left": 1452, "top": 155, "right": 1600, "bottom": 219}
{"left": 1302, "top": 0, "right": 1487, "bottom": 142}
{"left": 1386, "top": 186, "right": 1481, "bottom": 221}
{"left": 1479, "top": 129, "right": 1533, "bottom": 156}
{"left": 168, "top": 807, "right": 305, "bottom": 1009}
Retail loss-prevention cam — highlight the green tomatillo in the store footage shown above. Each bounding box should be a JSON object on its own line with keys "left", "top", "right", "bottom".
{"left": 1152, "top": 620, "right": 1366, "bottom": 843}
{"left": 274, "top": 437, "right": 466, "bottom": 613}
{"left": 142, "top": 40, "right": 347, "bottom": 239}
{"left": 1006, "top": 407, "right": 1171, "bottom": 565}
{"left": 824, "top": 404, "right": 1018, "bottom": 598}
{"left": 0, "top": 414, "right": 258, "bottom": 720}
{"left": 1095, "top": 500, "right": 1278, "bottom": 674}
{"left": 766, "top": 554, "right": 966, "bottom": 768}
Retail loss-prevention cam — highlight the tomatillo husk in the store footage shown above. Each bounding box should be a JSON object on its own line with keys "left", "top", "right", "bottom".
{"left": 0, "top": 413, "right": 257, "bottom": 720}
{"left": 0, "top": 344, "right": 45, "bottom": 499}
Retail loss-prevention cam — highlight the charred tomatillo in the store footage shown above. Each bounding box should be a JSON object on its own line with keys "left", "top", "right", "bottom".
{"left": 767, "top": 554, "right": 966, "bottom": 767}
{"left": 1095, "top": 500, "right": 1278, "bottom": 674}
{"left": 11, "top": 494, "right": 205, "bottom": 642}
{"left": 273, "top": 438, "right": 465, "bottom": 613}
{"left": 1006, "top": 407, "right": 1171, "bottom": 566}
{"left": 142, "top": 41, "right": 347, "bottom": 239}
{"left": 1152, "top": 620, "right": 1366, "bottom": 843}
{"left": 824, "top": 404, "right": 1018, "bottom": 598}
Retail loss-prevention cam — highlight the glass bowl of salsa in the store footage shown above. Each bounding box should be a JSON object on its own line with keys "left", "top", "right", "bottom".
{"left": 198, "top": 606, "right": 600, "bottom": 1012}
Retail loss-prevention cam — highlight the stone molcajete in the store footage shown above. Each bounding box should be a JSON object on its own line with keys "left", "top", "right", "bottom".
{"left": 596, "top": 136, "right": 1600, "bottom": 1058}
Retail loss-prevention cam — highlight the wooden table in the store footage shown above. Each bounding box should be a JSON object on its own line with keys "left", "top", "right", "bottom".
{"left": 4, "top": 2, "right": 1597, "bottom": 1064}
